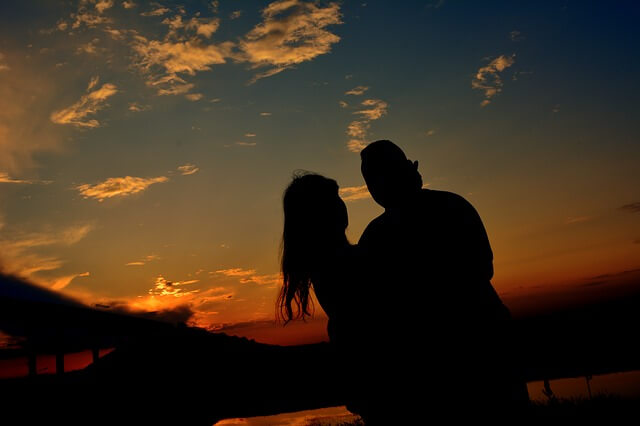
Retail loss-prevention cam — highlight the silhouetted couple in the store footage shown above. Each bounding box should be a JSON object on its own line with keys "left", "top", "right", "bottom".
{"left": 279, "top": 140, "right": 530, "bottom": 424}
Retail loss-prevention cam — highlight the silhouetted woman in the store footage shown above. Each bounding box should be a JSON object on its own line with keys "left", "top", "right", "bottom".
{"left": 278, "top": 172, "right": 376, "bottom": 421}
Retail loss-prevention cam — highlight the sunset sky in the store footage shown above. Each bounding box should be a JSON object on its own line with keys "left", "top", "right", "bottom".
{"left": 1, "top": 0, "right": 639, "bottom": 345}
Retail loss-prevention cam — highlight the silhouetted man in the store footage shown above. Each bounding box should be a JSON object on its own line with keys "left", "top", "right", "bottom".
{"left": 354, "top": 140, "right": 528, "bottom": 423}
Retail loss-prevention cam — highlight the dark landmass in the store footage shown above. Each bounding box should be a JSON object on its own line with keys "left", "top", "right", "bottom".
{"left": 2, "top": 272, "right": 640, "bottom": 424}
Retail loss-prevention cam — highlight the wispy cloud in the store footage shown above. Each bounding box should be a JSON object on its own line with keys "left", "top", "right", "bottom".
{"left": 0, "top": 172, "right": 37, "bottom": 184}
{"left": 509, "top": 30, "right": 524, "bottom": 42}
{"left": 76, "top": 38, "right": 103, "bottom": 55}
{"left": 620, "top": 202, "right": 640, "bottom": 213}
{"left": 131, "top": 35, "right": 232, "bottom": 95}
{"left": 339, "top": 185, "right": 371, "bottom": 202}
{"left": 76, "top": 175, "right": 169, "bottom": 201}
{"left": 235, "top": 141, "right": 257, "bottom": 147}
{"left": 472, "top": 54, "right": 515, "bottom": 107}
{"left": 0, "top": 52, "right": 9, "bottom": 72}
{"left": 244, "top": 133, "right": 256, "bottom": 137}
{"left": 185, "top": 93, "right": 204, "bottom": 101}
{"left": 95, "top": 0, "right": 114, "bottom": 14}
{"left": 50, "top": 76, "right": 118, "bottom": 128}
{"left": 50, "top": 272, "right": 90, "bottom": 291}
{"left": 70, "top": 2, "right": 112, "bottom": 30}
{"left": 140, "top": 5, "right": 170, "bottom": 17}
{"left": 230, "top": 10, "right": 243, "bottom": 20}
{"left": 216, "top": 268, "right": 281, "bottom": 287}
{"left": 565, "top": 216, "right": 591, "bottom": 225}
{"left": 260, "top": 112, "right": 272, "bottom": 116}
{"left": 125, "top": 254, "right": 160, "bottom": 266}
{"left": 148, "top": 275, "right": 199, "bottom": 297}
{"left": 177, "top": 163, "right": 199, "bottom": 175}
{"left": 425, "top": 129, "right": 436, "bottom": 137}
{"left": 128, "top": 102, "right": 151, "bottom": 112}
{"left": 346, "top": 98, "right": 388, "bottom": 153}
{"left": 239, "top": 0, "right": 342, "bottom": 83}
{"left": 122, "top": 1, "right": 136, "bottom": 9}
{"left": 345, "top": 86, "right": 368, "bottom": 96}
{"left": 0, "top": 224, "right": 93, "bottom": 289}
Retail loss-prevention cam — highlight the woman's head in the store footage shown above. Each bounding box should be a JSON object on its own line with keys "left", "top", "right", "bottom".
{"left": 278, "top": 172, "right": 348, "bottom": 323}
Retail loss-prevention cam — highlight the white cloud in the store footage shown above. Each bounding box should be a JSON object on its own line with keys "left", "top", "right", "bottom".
{"left": 345, "top": 85, "right": 368, "bottom": 96}
{"left": 177, "top": 164, "right": 199, "bottom": 175}
{"left": 50, "top": 77, "right": 118, "bottom": 128}
{"left": 76, "top": 175, "right": 169, "bottom": 201}
{"left": 239, "top": 0, "right": 342, "bottom": 83}
{"left": 472, "top": 54, "right": 515, "bottom": 107}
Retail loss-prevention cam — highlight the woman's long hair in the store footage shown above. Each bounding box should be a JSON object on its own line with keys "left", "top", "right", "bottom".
{"left": 278, "top": 172, "right": 348, "bottom": 324}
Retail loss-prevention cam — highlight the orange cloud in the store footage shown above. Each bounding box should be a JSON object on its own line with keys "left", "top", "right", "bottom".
{"left": 50, "top": 77, "right": 118, "bottom": 128}
{"left": 76, "top": 175, "right": 169, "bottom": 201}
{"left": 177, "top": 163, "right": 199, "bottom": 175}
{"left": 472, "top": 54, "right": 515, "bottom": 107}
{"left": 239, "top": 0, "right": 342, "bottom": 83}
{"left": 140, "top": 6, "right": 170, "bottom": 17}
{"left": 339, "top": 185, "right": 371, "bottom": 202}
{"left": 128, "top": 102, "right": 151, "bottom": 112}
{"left": 346, "top": 98, "right": 388, "bottom": 153}
{"left": 0, "top": 224, "right": 93, "bottom": 289}
{"left": 148, "top": 275, "right": 199, "bottom": 297}
{"left": 0, "top": 52, "right": 9, "bottom": 72}
{"left": 345, "top": 86, "right": 369, "bottom": 96}
{"left": 185, "top": 93, "right": 204, "bottom": 101}
{"left": 216, "top": 268, "right": 281, "bottom": 287}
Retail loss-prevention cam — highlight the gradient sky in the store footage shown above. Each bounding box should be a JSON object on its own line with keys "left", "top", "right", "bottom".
{"left": 1, "top": 0, "right": 639, "bottom": 344}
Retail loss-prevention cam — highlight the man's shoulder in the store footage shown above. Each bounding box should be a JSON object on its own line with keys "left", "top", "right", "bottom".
{"left": 421, "top": 188, "right": 474, "bottom": 209}
{"left": 358, "top": 212, "right": 388, "bottom": 245}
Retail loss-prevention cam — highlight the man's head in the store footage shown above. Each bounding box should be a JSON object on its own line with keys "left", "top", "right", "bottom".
{"left": 360, "top": 140, "right": 423, "bottom": 208}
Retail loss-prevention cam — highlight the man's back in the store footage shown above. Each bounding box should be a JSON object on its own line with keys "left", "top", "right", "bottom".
{"left": 358, "top": 188, "right": 508, "bottom": 323}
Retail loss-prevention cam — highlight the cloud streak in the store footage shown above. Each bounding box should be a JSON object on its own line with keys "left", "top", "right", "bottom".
{"left": 339, "top": 185, "right": 371, "bottom": 202}
{"left": 50, "top": 77, "right": 118, "bottom": 128}
{"left": 0, "top": 224, "right": 93, "bottom": 290}
{"left": 620, "top": 202, "right": 640, "bottom": 213}
{"left": 239, "top": 0, "right": 342, "bottom": 83}
{"left": 345, "top": 86, "right": 368, "bottom": 96}
{"left": 346, "top": 98, "right": 388, "bottom": 153}
{"left": 76, "top": 175, "right": 169, "bottom": 201}
{"left": 177, "top": 164, "right": 199, "bottom": 175}
{"left": 216, "top": 268, "right": 281, "bottom": 286}
{"left": 472, "top": 54, "right": 515, "bottom": 107}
